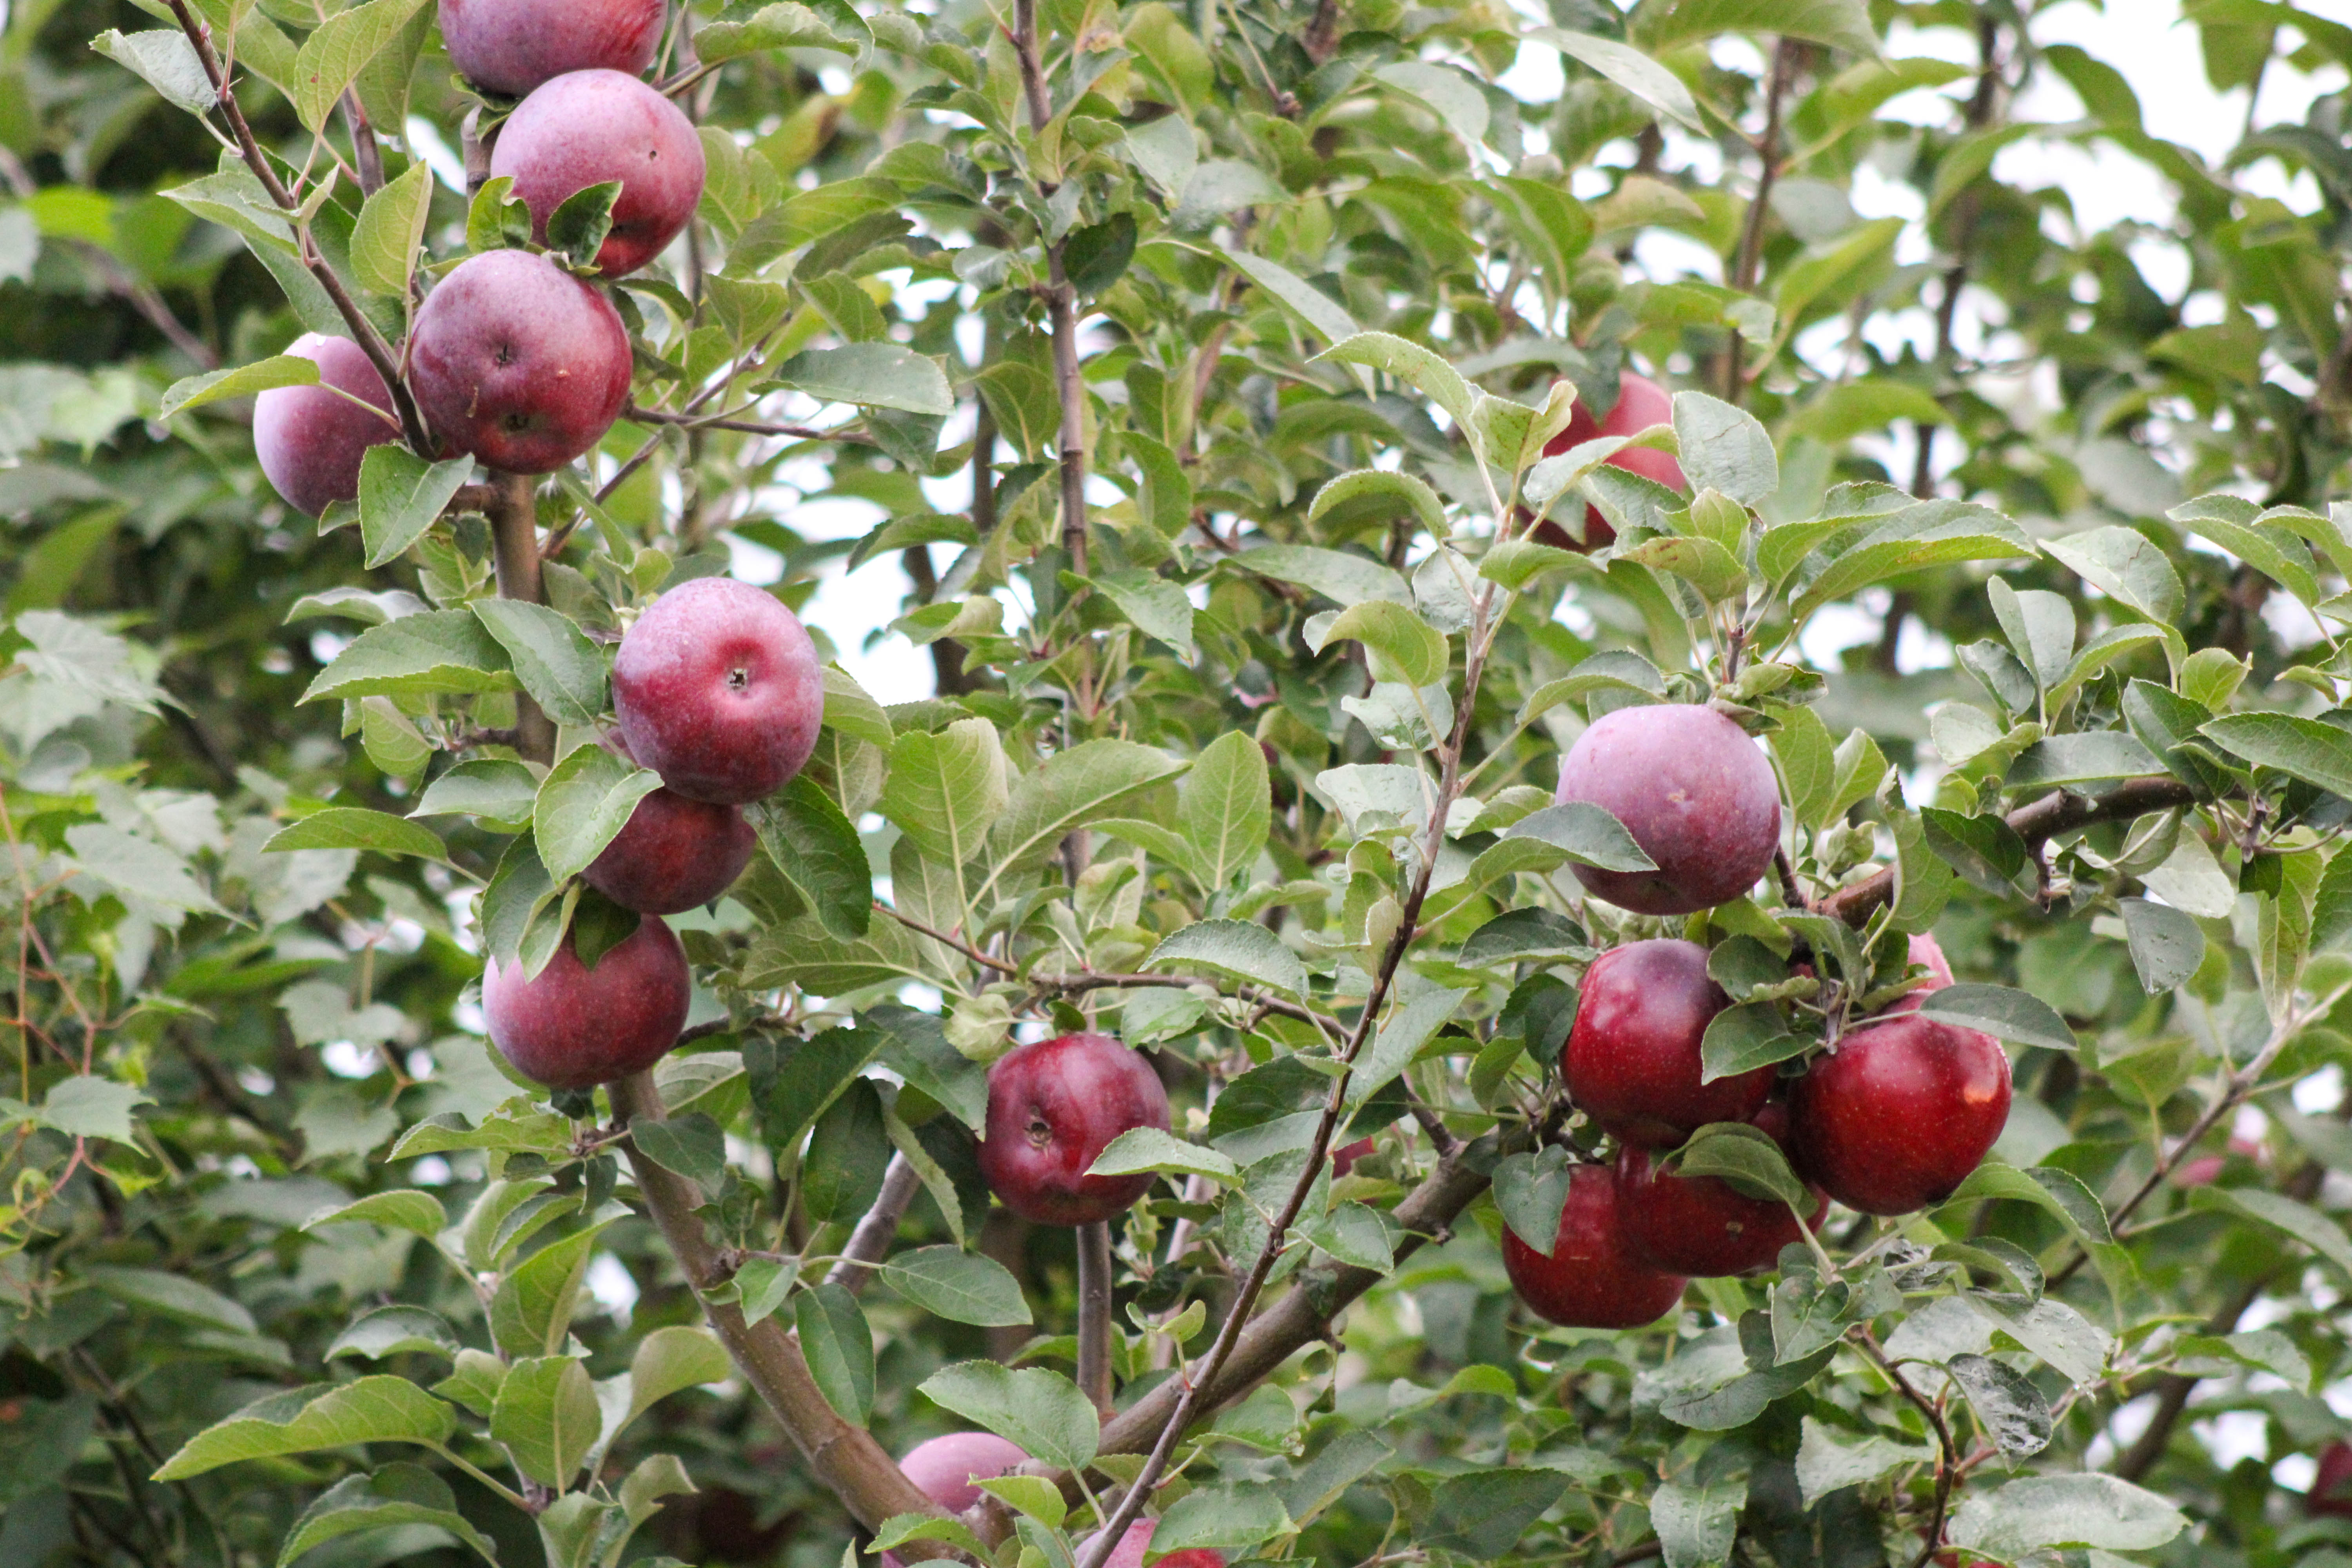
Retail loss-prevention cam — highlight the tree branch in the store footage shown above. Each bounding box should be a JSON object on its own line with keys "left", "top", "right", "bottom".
{"left": 162, "top": 0, "right": 432, "bottom": 455}
{"left": 1076, "top": 1220, "right": 1116, "bottom": 1417}
{"left": 1719, "top": 39, "right": 1798, "bottom": 403}
{"left": 829, "top": 1153, "right": 921, "bottom": 1296}
{"left": 1008, "top": 0, "right": 1089, "bottom": 577}
{"left": 485, "top": 469, "right": 556, "bottom": 763}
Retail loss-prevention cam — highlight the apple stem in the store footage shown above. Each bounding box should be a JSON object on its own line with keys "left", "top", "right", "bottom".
{"left": 1076, "top": 1220, "right": 1116, "bottom": 1417}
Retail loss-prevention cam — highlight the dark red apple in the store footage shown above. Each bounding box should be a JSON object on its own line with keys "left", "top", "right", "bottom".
{"left": 483, "top": 915, "right": 689, "bottom": 1089}
{"left": 584, "top": 735, "right": 757, "bottom": 913}
{"left": 1527, "top": 373, "right": 1685, "bottom": 552}
{"left": 1553, "top": 702, "right": 1782, "bottom": 916}
{"left": 1886, "top": 932, "right": 1955, "bottom": 1014}
{"left": 1082, "top": 1519, "right": 1224, "bottom": 1568}
{"left": 1616, "top": 1105, "right": 1824, "bottom": 1277}
{"left": 1564, "top": 939, "right": 1773, "bottom": 1147}
{"left": 1789, "top": 1009, "right": 2011, "bottom": 1216}
{"left": 489, "top": 69, "right": 706, "bottom": 279}
{"left": 408, "top": 249, "right": 633, "bottom": 474}
{"left": 252, "top": 333, "right": 400, "bottom": 517}
{"left": 2309, "top": 1440, "right": 2352, "bottom": 1518}
{"left": 977, "top": 1033, "right": 1171, "bottom": 1226}
{"left": 1333, "top": 1136, "right": 1377, "bottom": 1176}
{"left": 1501, "top": 1161, "right": 1688, "bottom": 1329}
{"left": 611, "top": 577, "right": 825, "bottom": 804}
{"left": 440, "top": 0, "right": 666, "bottom": 96}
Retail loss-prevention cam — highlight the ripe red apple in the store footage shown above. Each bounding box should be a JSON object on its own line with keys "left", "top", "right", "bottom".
{"left": 584, "top": 736, "right": 757, "bottom": 913}
{"left": 252, "top": 333, "right": 400, "bottom": 517}
{"left": 440, "top": 0, "right": 666, "bottom": 96}
{"left": 483, "top": 915, "right": 689, "bottom": 1089}
{"left": 489, "top": 70, "right": 707, "bottom": 279}
{"left": 1553, "top": 703, "right": 1782, "bottom": 916}
{"left": 1616, "top": 1103, "right": 1824, "bottom": 1277}
{"left": 977, "top": 1033, "right": 1172, "bottom": 1226}
{"left": 611, "top": 577, "right": 825, "bottom": 804}
{"left": 408, "top": 249, "right": 633, "bottom": 474}
{"left": 1886, "top": 932, "right": 1955, "bottom": 1014}
{"left": 1789, "top": 1008, "right": 2011, "bottom": 1216}
{"left": 1082, "top": 1519, "right": 1224, "bottom": 1568}
{"left": 1564, "top": 939, "right": 1773, "bottom": 1147}
{"left": 1527, "top": 373, "right": 1685, "bottom": 552}
{"left": 2309, "top": 1440, "right": 2352, "bottom": 1518}
{"left": 1501, "top": 1161, "right": 1687, "bottom": 1328}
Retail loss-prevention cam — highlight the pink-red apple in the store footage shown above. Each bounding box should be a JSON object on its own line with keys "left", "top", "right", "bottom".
{"left": 611, "top": 577, "right": 825, "bottom": 804}
{"left": 977, "top": 1033, "right": 1171, "bottom": 1226}
{"left": 252, "top": 334, "right": 400, "bottom": 517}
{"left": 1527, "top": 372, "right": 1685, "bottom": 552}
{"left": 440, "top": 0, "right": 666, "bottom": 96}
{"left": 408, "top": 249, "right": 634, "bottom": 474}
{"left": 1564, "top": 939, "right": 1773, "bottom": 1147}
{"left": 482, "top": 915, "right": 688, "bottom": 1089}
{"left": 1553, "top": 702, "right": 1782, "bottom": 916}
{"left": 489, "top": 69, "right": 707, "bottom": 278}
{"left": 1501, "top": 1161, "right": 1687, "bottom": 1329}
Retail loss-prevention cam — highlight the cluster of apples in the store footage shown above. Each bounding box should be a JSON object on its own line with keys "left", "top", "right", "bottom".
{"left": 1505, "top": 665, "right": 2013, "bottom": 1328}
{"left": 254, "top": 0, "right": 701, "bottom": 513}
{"left": 482, "top": 576, "right": 823, "bottom": 1089}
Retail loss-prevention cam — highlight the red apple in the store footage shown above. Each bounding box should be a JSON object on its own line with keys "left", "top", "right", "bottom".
{"left": 611, "top": 577, "right": 825, "bottom": 804}
{"left": 1553, "top": 702, "right": 1782, "bottom": 916}
{"left": 1789, "top": 1009, "right": 2011, "bottom": 1216}
{"left": 483, "top": 915, "right": 689, "bottom": 1089}
{"left": 408, "top": 249, "right": 634, "bottom": 474}
{"left": 1527, "top": 373, "right": 1685, "bottom": 552}
{"left": 977, "top": 1033, "right": 1171, "bottom": 1226}
{"left": 1501, "top": 1161, "right": 1687, "bottom": 1329}
{"left": 1333, "top": 1136, "right": 1377, "bottom": 1176}
{"left": 584, "top": 735, "right": 756, "bottom": 913}
{"left": 1564, "top": 939, "right": 1772, "bottom": 1147}
{"left": 489, "top": 69, "right": 707, "bottom": 279}
{"left": 1616, "top": 1104, "right": 1824, "bottom": 1277}
{"left": 1886, "top": 932, "right": 1955, "bottom": 1014}
{"left": 1081, "top": 1519, "right": 1224, "bottom": 1568}
{"left": 440, "top": 0, "right": 666, "bottom": 96}
{"left": 252, "top": 333, "right": 400, "bottom": 517}
{"left": 2309, "top": 1440, "right": 2352, "bottom": 1518}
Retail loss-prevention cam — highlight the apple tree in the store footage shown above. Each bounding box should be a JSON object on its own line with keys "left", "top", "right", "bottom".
{"left": 4, "top": 0, "right": 2352, "bottom": 1565}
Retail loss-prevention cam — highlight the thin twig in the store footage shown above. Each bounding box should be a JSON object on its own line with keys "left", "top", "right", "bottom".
{"left": 829, "top": 1154, "right": 922, "bottom": 1296}
{"left": 1856, "top": 1332, "right": 1956, "bottom": 1568}
{"left": 625, "top": 403, "right": 873, "bottom": 444}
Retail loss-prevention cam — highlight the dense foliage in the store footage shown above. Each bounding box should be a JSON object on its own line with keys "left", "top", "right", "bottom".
{"left": 7, "top": 0, "right": 2352, "bottom": 1566}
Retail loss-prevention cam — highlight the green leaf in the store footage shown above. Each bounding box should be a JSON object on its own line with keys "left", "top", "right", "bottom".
{"left": 544, "top": 180, "right": 620, "bottom": 270}
{"left": 488, "top": 1221, "right": 616, "bottom": 1359}
{"left": 1421, "top": 1468, "right": 1573, "bottom": 1559}
{"left": 301, "top": 609, "right": 517, "bottom": 703}
{"left": 695, "top": 1, "right": 848, "bottom": 59}
{"left": 1947, "top": 1351, "right": 2051, "bottom": 1456}
{"left": 1948, "top": 1474, "right": 2185, "bottom": 1556}
{"left": 632, "top": 1112, "right": 726, "bottom": 1189}
{"left": 1671, "top": 390, "right": 1776, "bottom": 507}
{"left": 1145, "top": 918, "right": 1309, "bottom": 998}
{"left": 303, "top": 1189, "right": 447, "bottom": 1237}
{"left": 1093, "top": 570, "right": 1195, "bottom": 656}
{"left": 350, "top": 160, "right": 433, "bottom": 297}
{"left": 1630, "top": 0, "right": 1880, "bottom": 58}
{"left": 821, "top": 664, "right": 893, "bottom": 747}
{"left": 466, "top": 173, "right": 531, "bottom": 252}
{"left": 620, "top": 1325, "right": 731, "bottom": 1432}
{"left": 534, "top": 744, "right": 663, "bottom": 885}
{"left": 1791, "top": 502, "right": 2036, "bottom": 621}
{"left": 85, "top": 1265, "right": 257, "bottom": 1334}
{"left": 290, "top": 0, "right": 430, "bottom": 131}
{"left": 1307, "top": 467, "right": 1447, "bottom": 537}
{"left": 1221, "top": 247, "right": 1359, "bottom": 346}
{"left": 1152, "top": 1483, "right": 1296, "bottom": 1555}
{"left": 490, "top": 1355, "right": 599, "bottom": 1488}
{"left": 1795, "top": 1417, "right": 1931, "bottom": 1509}
{"left": 875, "top": 1246, "right": 1033, "bottom": 1327}
{"left": 749, "top": 777, "right": 873, "bottom": 940}
{"left": 769, "top": 343, "right": 954, "bottom": 415}
{"left": 2122, "top": 897, "right": 2204, "bottom": 993}
{"left": 916, "top": 1363, "right": 1098, "bottom": 1471}
{"left": 1314, "top": 332, "right": 1478, "bottom": 450}
{"left": 1088, "top": 1125, "right": 1240, "bottom": 1185}
{"left": 880, "top": 717, "right": 1008, "bottom": 873}
{"left": 2043, "top": 526, "right": 2184, "bottom": 624}
{"left": 1312, "top": 600, "right": 1449, "bottom": 686}
{"left": 1946, "top": 1161, "right": 2112, "bottom": 1242}
{"left": 871, "top": 1516, "right": 991, "bottom": 1561}
{"left": 1913, "top": 983, "right": 2074, "bottom": 1051}
{"left": 2005, "top": 732, "right": 2167, "bottom": 790}
{"left": 327, "top": 1306, "right": 461, "bottom": 1363}
{"left": 975, "top": 1474, "right": 1066, "bottom": 1528}
{"left": 1232, "top": 544, "right": 1410, "bottom": 607}
{"left": 1176, "top": 731, "right": 1272, "bottom": 890}
{"left": 1675, "top": 1122, "right": 1809, "bottom": 1205}
{"left": 2190, "top": 1185, "right": 2352, "bottom": 1279}
{"left": 1653, "top": 1475, "right": 1746, "bottom": 1568}
{"left": 38, "top": 1075, "right": 154, "bottom": 1141}
{"left": 152, "top": 1377, "right": 458, "bottom": 1480}
{"left": 1614, "top": 534, "right": 1747, "bottom": 603}
{"left": 160, "top": 354, "right": 318, "bottom": 419}
{"left": 795, "top": 1283, "right": 876, "bottom": 1424}
{"left": 1698, "top": 1004, "right": 1813, "bottom": 1084}
{"left": 358, "top": 447, "right": 475, "bottom": 570}
{"left": 2200, "top": 712, "right": 2352, "bottom": 797}
{"left": 1499, "top": 803, "right": 1657, "bottom": 871}
{"left": 1491, "top": 1144, "right": 1573, "bottom": 1256}
{"left": 985, "top": 739, "right": 1185, "bottom": 882}
{"left": 1529, "top": 29, "right": 1702, "bottom": 130}
{"left": 415, "top": 758, "right": 541, "bottom": 828}
{"left": 92, "top": 27, "right": 217, "bottom": 114}
{"left": 276, "top": 1463, "right": 499, "bottom": 1568}
{"left": 1345, "top": 987, "right": 1467, "bottom": 1110}
{"left": 867, "top": 1004, "right": 988, "bottom": 1129}
{"left": 470, "top": 600, "right": 608, "bottom": 729}
{"left": 265, "top": 807, "right": 447, "bottom": 861}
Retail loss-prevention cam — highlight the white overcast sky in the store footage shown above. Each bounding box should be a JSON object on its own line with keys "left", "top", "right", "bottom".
{"left": 754, "top": 0, "right": 2349, "bottom": 701}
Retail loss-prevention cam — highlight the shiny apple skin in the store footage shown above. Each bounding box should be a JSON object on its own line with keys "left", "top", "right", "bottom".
{"left": 1564, "top": 939, "right": 1773, "bottom": 1147}
{"left": 1501, "top": 1161, "right": 1688, "bottom": 1329}
{"left": 977, "top": 1033, "right": 1171, "bottom": 1226}
{"left": 440, "top": 0, "right": 665, "bottom": 96}
{"left": 490, "top": 69, "right": 706, "bottom": 279}
{"left": 482, "top": 915, "right": 689, "bottom": 1089}
{"left": 252, "top": 334, "right": 400, "bottom": 517}
{"left": 1615, "top": 1136, "right": 1822, "bottom": 1277}
{"left": 408, "top": 249, "right": 633, "bottom": 474}
{"left": 1553, "top": 702, "right": 1782, "bottom": 916}
{"left": 1789, "top": 1010, "right": 2012, "bottom": 1216}
{"left": 611, "top": 577, "right": 825, "bottom": 804}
